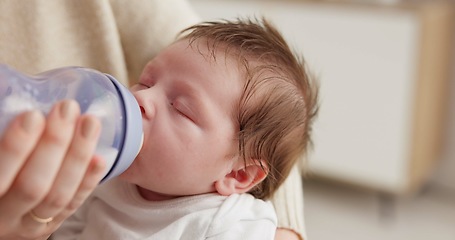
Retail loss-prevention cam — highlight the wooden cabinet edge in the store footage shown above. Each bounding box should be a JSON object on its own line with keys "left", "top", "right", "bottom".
{"left": 406, "top": 3, "right": 455, "bottom": 195}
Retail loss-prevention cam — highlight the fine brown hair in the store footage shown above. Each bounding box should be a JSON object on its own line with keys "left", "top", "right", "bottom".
{"left": 180, "top": 17, "right": 319, "bottom": 200}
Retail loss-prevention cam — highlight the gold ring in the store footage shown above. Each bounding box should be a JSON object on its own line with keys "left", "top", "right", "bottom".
{"left": 29, "top": 210, "right": 53, "bottom": 224}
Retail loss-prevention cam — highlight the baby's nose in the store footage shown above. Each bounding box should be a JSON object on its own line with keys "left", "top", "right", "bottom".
{"left": 133, "top": 92, "right": 155, "bottom": 120}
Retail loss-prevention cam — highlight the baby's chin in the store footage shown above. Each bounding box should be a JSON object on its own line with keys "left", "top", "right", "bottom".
{"left": 117, "top": 167, "right": 137, "bottom": 184}
{"left": 117, "top": 171, "right": 178, "bottom": 201}
{"left": 136, "top": 185, "right": 181, "bottom": 201}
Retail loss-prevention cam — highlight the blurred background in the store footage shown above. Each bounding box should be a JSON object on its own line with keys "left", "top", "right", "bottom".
{"left": 189, "top": 0, "right": 455, "bottom": 239}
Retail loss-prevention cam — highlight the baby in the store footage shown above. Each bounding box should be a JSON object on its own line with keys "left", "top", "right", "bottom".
{"left": 53, "top": 17, "right": 318, "bottom": 239}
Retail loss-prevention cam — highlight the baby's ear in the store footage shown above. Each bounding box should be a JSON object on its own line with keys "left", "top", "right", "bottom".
{"left": 215, "top": 160, "right": 268, "bottom": 196}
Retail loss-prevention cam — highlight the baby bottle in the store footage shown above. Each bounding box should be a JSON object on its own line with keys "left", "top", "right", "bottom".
{"left": 0, "top": 64, "right": 143, "bottom": 182}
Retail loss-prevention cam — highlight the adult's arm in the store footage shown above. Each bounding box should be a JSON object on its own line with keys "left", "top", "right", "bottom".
{"left": 272, "top": 166, "right": 307, "bottom": 240}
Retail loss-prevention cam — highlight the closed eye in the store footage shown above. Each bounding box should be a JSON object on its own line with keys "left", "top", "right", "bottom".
{"left": 131, "top": 83, "right": 149, "bottom": 91}
{"left": 139, "top": 82, "right": 152, "bottom": 88}
{"left": 171, "top": 101, "right": 194, "bottom": 122}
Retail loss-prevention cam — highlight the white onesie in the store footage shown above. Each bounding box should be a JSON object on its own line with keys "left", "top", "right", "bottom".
{"left": 53, "top": 178, "right": 277, "bottom": 240}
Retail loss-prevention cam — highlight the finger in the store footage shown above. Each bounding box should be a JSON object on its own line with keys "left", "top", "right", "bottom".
{"left": 0, "top": 110, "right": 45, "bottom": 197}
{"left": 32, "top": 116, "right": 101, "bottom": 219}
{"left": 0, "top": 111, "right": 45, "bottom": 234}
{"left": 0, "top": 100, "right": 80, "bottom": 221}
{"left": 14, "top": 156, "right": 104, "bottom": 240}
{"left": 48, "top": 156, "right": 105, "bottom": 231}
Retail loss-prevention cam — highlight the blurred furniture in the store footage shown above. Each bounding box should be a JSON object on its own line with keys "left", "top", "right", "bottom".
{"left": 191, "top": 0, "right": 454, "bottom": 195}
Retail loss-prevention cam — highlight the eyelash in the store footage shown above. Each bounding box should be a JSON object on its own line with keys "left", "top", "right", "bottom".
{"left": 140, "top": 82, "right": 151, "bottom": 88}
{"left": 170, "top": 102, "right": 190, "bottom": 120}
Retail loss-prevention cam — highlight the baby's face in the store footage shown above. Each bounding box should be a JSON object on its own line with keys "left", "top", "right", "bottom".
{"left": 120, "top": 39, "right": 243, "bottom": 199}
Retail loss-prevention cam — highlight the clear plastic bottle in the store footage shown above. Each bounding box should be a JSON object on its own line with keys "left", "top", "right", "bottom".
{"left": 0, "top": 64, "right": 143, "bottom": 182}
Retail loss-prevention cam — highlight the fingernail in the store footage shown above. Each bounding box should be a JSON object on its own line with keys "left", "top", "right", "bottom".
{"left": 60, "top": 100, "right": 77, "bottom": 120}
{"left": 21, "top": 111, "right": 42, "bottom": 133}
{"left": 81, "top": 117, "right": 99, "bottom": 139}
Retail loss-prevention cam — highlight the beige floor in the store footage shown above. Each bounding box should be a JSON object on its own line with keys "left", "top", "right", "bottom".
{"left": 303, "top": 180, "right": 455, "bottom": 240}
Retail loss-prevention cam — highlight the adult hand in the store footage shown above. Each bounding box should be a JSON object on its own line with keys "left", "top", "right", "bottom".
{"left": 275, "top": 228, "right": 303, "bottom": 240}
{"left": 0, "top": 100, "right": 105, "bottom": 239}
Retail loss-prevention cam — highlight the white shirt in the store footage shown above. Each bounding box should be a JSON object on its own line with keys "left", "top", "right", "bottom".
{"left": 53, "top": 178, "right": 277, "bottom": 240}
